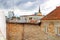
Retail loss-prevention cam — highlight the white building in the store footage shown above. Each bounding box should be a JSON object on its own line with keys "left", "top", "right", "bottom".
{"left": 0, "top": 11, "right": 6, "bottom": 40}
{"left": 7, "top": 6, "right": 44, "bottom": 24}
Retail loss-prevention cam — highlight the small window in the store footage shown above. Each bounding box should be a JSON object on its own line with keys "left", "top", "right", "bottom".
{"left": 17, "top": 17, "right": 20, "bottom": 20}
{"left": 57, "top": 27, "right": 60, "bottom": 35}
{"left": 29, "top": 17, "right": 32, "bottom": 20}
{"left": 11, "top": 18, "right": 13, "bottom": 20}
{"left": 25, "top": 18, "right": 27, "bottom": 20}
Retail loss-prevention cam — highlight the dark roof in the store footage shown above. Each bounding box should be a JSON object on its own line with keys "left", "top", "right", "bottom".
{"left": 41, "top": 6, "right": 60, "bottom": 20}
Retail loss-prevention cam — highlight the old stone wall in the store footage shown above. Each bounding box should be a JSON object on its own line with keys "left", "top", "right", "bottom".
{"left": 6, "top": 23, "right": 23, "bottom": 40}
{"left": 6, "top": 23, "right": 48, "bottom": 40}
{"left": 41, "top": 22, "right": 55, "bottom": 35}
{"left": 6, "top": 22, "right": 60, "bottom": 40}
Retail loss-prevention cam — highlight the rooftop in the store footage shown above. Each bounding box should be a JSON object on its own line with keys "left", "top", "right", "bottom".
{"left": 41, "top": 6, "right": 60, "bottom": 20}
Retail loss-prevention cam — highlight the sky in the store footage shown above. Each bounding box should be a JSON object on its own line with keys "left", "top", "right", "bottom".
{"left": 0, "top": 0, "right": 60, "bottom": 38}
{"left": 0, "top": 0, "right": 60, "bottom": 16}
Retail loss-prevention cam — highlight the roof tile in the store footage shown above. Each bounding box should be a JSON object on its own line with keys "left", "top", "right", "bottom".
{"left": 41, "top": 6, "right": 60, "bottom": 20}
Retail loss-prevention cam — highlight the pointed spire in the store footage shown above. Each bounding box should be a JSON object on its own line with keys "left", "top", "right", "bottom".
{"left": 37, "top": 5, "right": 42, "bottom": 16}
{"left": 34, "top": 5, "right": 42, "bottom": 16}
{"left": 39, "top": 6, "right": 40, "bottom": 13}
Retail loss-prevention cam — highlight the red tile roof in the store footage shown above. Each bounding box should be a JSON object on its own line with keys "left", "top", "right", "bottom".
{"left": 41, "top": 6, "right": 60, "bottom": 20}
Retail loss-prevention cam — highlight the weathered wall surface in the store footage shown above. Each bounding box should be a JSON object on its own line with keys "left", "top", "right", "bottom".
{"left": 6, "top": 23, "right": 23, "bottom": 40}
{"left": 47, "top": 22, "right": 55, "bottom": 35}
{"left": 6, "top": 22, "right": 60, "bottom": 40}
{"left": 6, "top": 23, "right": 48, "bottom": 40}
{"left": 40, "top": 20, "right": 60, "bottom": 40}
{"left": 41, "top": 22, "right": 55, "bottom": 35}
{"left": 41, "top": 20, "right": 60, "bottom": 36}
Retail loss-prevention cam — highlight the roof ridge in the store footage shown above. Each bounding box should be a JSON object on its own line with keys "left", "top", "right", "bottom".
{"left": 41, "top": 6, "right": 60, "bottom": 20}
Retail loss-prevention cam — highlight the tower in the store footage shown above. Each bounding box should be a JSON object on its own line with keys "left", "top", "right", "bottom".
{"left": 37, "top": 6, "right": 42, "bottom": 16}
{"left": 35, "top": 6, "right": 42, "bottom": 16}
{"left": 39, "top": 6, "right": 40, "bottom": 13}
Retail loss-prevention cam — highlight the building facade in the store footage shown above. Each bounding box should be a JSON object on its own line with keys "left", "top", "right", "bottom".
{"left": 41, "top": 6, "right": 60, "bottom": 36}
{"left": 6, "top": 6, "right": 45, "bottom": 40}
{"left": 7, "top": 6, "right": 44, "bottom": 24}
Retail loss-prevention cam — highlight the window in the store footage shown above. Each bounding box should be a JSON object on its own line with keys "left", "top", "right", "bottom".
{"left": 43, "top": 23, "right": 48, "bottom": 33}
{"left": 29, "top": 17, "right": 32, "bottom": 20}
{"left": 56, "top": 27, "right": 60, "bottom": 35}
{"left": 47, "top": 22, "right": 55, "bottom": 35}
{"left": 54, "top": 23, "right": 60, "bottom": 36}
{"left": 11, "top": 18, "right": 13, "bottom": 20}
{"left": 16, "top": 17, "right": 20, "bottom": 20}
{"left": 45, "top": 22, "right": 55, "bottom": 35}
{"left": 25, "top": 18, "right": 27, "bottom": 20}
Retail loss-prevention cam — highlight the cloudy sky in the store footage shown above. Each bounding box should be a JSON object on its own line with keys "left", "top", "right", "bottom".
{"left": 0, "top": 0, "right": 60, "bottom": 16}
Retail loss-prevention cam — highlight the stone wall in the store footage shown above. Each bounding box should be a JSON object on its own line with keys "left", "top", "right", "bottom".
{"left": 47, "top": 22, "right": 55, "bottom": 35}
{"left": 6, "top": 22, "right": 60, "bottom": 40}
{"left": 6, "top": 23, "right": 48, "bottom": 40}
{"left": 6, "top": 23, "right": 23, "bottom": 40}
{"left": 41, "top": 20, "right": 60, "bottom": 36}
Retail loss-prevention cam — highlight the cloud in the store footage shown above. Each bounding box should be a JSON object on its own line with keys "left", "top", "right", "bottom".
{"left": 0, "top": 0, "right": 47, "bottom": 10}
{"left": 0, "top": 0, "right": 14, "bottom": 9}
{"left": 13, "top": 9, "right": 36, "bottom": 16}
{"left": 16, "top": 0, "right": 36, "bottom": 5}
{"left": 17, "top": 1, "right": 38, "bottom": 10}
{"left": 0, "top": 0, "right": 37, "bottom": 9}
{"left": 24, "top": 2, "right": 34, "bottom": 7}
{"left": 1, "top": 0, "right": 57, "bottom": 16}
{"left": 38, "top": 0, "right": 48, "bottom": 4}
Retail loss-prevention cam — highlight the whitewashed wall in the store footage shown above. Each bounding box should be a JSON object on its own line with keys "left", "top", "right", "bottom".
{"left": 0, "top": 11, "right": 6, "bottom": 39}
